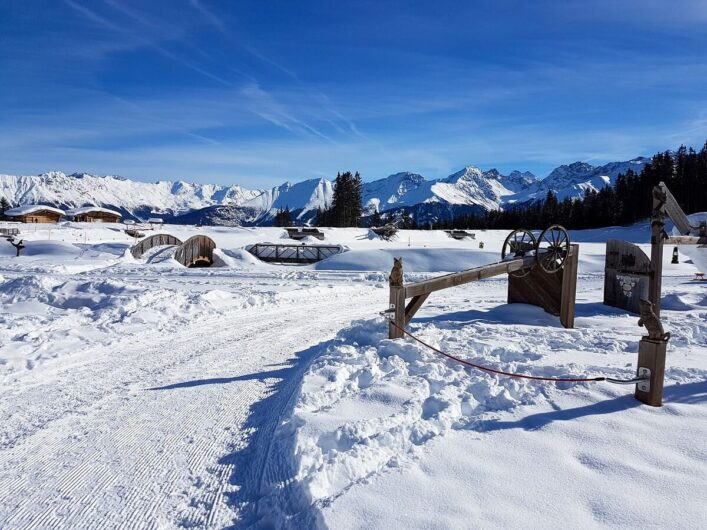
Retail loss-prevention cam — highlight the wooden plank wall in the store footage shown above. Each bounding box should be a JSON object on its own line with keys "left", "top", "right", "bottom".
{"left": 130, "top": 233, "right": 183, "bottom": 259}
{"left": 174, "top": 235, "right": 216, "bottom": 267}
{"left": 507, "top": 244, "right": 579, "bottom": 328}
{"left": 603, "top": 239, "right": 650, "bottom": 314}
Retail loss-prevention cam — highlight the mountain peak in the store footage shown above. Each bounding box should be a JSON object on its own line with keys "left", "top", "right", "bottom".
{"left": 444, "top": 166, "right": 484, "bottom": 183}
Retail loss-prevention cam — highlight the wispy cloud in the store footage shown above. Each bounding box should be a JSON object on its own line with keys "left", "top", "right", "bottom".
{"left": 188, "top": 0, "right": 228, "bottom": 34}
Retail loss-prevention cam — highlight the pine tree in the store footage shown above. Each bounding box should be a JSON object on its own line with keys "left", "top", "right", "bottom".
{"left": 0, "top": 197, "right": 10, "bottom": 220}
{"left": 274, "top": 207, "right": 293, "bottom": 227}
{"left": 369, "top": 210, "right": 382, "bottom": 228}
{"left": 330, "top": 171, "right": 363, "bottom": 227}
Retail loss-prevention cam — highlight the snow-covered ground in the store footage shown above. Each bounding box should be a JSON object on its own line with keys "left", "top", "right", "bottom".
{"left": 0, "top": 219, "right": 705, "bottom": 529}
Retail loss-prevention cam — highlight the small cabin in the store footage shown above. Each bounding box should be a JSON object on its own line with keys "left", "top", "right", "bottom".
{"left": 67, "top": 206, "right": 122, "bottom": 223}
{"left": 5, "top": 205, "right": 65, "bottom": 223}
{"left": 286, "top": 227, "right": 325, "bottom": 240}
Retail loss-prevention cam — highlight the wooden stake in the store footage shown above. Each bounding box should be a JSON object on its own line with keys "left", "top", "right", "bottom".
{"left": 635, "top": 338, "right": 667, "bottom": 407}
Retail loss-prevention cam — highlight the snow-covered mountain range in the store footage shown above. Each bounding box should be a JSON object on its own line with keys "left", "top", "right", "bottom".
{"left": 0, "top": 157, "right": 649, "bottom": 225}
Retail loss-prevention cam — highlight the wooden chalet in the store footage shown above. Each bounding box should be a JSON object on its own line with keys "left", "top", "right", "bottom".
{"left": 67, "top": 206, "right": 122, "bottom": 223}
{"left": 5, "top": 205, "right": 65, "bottom": 223}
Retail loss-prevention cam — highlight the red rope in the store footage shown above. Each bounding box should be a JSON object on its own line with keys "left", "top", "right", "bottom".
{"left": 389, "top": 321, "right": 604, "bottom": 383}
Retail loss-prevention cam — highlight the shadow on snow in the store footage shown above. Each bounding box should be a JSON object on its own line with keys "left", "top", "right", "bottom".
{"left": 475, "top": 380, "right": 707, "bottom": 433}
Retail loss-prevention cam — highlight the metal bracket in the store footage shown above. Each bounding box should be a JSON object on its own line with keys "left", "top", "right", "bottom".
{"left": 379, "top": 303, "right": 395, "bottom": 320}
{"left": 636, "top": 367, "right": 651, "bottom": 393}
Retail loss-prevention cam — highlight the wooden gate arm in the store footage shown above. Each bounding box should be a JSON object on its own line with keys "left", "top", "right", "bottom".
{"left": 404, "top": 255, "right": 536, "bottom": 298}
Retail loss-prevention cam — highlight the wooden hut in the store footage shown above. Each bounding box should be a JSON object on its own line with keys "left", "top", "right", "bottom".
{"left": 5, "top": 205, "right": 64, "bottom": 223}
{"left": 67, "top": 206, "right": 122, "bottom": 223}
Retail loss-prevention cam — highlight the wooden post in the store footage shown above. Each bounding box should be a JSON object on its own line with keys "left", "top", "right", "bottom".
{"left": 649, "top": 185, "right": 666, "bottom": 317}
{"left": 559, "top": 244, "right": 578, "bottom": 329}
{"left": 388, "top": 258, "right": 405, "bottom": 339}
{"left": 635, "top": 338, "right": 667, "bottom": 407}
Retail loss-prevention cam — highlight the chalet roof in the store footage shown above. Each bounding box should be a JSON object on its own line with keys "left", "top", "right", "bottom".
{"left": 5, "top": 205, "right": 65, "bottom": 216}
{"left": 66, "top": 206, "right": 122, "bottom": 217}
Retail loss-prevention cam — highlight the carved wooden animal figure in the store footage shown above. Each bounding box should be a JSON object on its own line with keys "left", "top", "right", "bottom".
{"left": 389, "top": 257, "right": 403, "bottom": 287}
{"left": 638, "top": 298, "right": 670, "bottom": 341}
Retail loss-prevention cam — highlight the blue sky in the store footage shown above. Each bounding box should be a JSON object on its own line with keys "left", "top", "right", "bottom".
{"left": 1, "top": 1, "right": 706, "bottom": 187}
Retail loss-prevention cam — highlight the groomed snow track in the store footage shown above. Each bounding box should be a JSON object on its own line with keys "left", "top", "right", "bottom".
{"left": 0, "top": 285, "right": 381, "bottom": 529}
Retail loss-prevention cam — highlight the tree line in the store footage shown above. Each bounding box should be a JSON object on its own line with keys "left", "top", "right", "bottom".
{"left": 433, "top": 141, "right": 707, "bottom": 230}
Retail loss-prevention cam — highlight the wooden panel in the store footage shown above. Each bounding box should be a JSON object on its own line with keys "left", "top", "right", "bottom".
{"left": 507, "top": 245, "right": 578, "bottom": 328}
{"left": 604, "top": 270, "right": 649, "bottom": 314}
{"left": 605, "top": 239, "right": 650, "bottom": 274}
{"left": 130, "top": 233, "right": 183, "bottom": 258}
{"left": 174, "top": 235, "right": 216, "bottom": 267}
{"left": 604, "top": 240, "right": 651, "bottom": 314}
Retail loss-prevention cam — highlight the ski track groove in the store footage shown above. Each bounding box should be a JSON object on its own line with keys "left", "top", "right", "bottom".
{"left": 0, "top": 288, "right": 381, "bottom": 529}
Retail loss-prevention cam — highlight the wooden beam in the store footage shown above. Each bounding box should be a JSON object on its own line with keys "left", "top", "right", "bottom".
{"left": 659, "top": 181, "right": 693, "bottom": 236}
{"left": 664, "top": 235, "right": 707, "bottom": 245}
{"left": 404, "top": 255, "right": 536, "bottom": 298}
{"left": 405, "top": 294, "right": 429, "bottom": 325}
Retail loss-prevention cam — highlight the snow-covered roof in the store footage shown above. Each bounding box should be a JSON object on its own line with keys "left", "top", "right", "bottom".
{"left": 147, "top": 217, "right": 164, "bottom": 223}
{"left": 66, "top": 206, "right": 122, "bottom": 217}
{"left": 5, "top": 205, "right": 65, "bottom": 216}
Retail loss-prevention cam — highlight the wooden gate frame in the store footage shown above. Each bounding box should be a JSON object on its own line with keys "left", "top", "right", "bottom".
{"left": 649, "top": 181, "right": 707, "bottom": 317}
{"left": 388, "top": 245, "right": 579, "bottom": 339}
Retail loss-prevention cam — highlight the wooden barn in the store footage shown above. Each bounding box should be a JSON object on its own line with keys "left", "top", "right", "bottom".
{"left": 5, "top": 205, "right": 65, "bottom": 223}
{"left": 67, "top": 206, "right": 122, "bottom": 223}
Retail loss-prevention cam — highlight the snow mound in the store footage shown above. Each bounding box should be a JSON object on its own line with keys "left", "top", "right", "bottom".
{"left": 212, "top": 248, "right": 263, "bottom": 268}
{"left": 290, "top": 318, "right": 574, "bottom": 502}
{"left": 0, "top": 275, "right": 276, "bottom": 377}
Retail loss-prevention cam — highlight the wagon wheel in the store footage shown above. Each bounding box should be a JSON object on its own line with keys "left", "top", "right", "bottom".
{"left": 501, "top": 228, "right": 537, "bottom": 278}
{"left": 536, "top": 224, "right": 570, "bottom": 274}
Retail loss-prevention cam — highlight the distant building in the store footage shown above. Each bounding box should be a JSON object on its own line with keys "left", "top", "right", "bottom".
{"left": 67, "top": 206, "right": 122, "bottom": 223}
{"left": 147, "top": 217, "right": 164, "bottom": 225}
{"left": 5, "top": 205, "right": 65, "bottom": 223}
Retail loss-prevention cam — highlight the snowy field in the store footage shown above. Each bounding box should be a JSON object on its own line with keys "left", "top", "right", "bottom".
{"left": 0, "top": 220, "right": 705, "bottom": 529}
